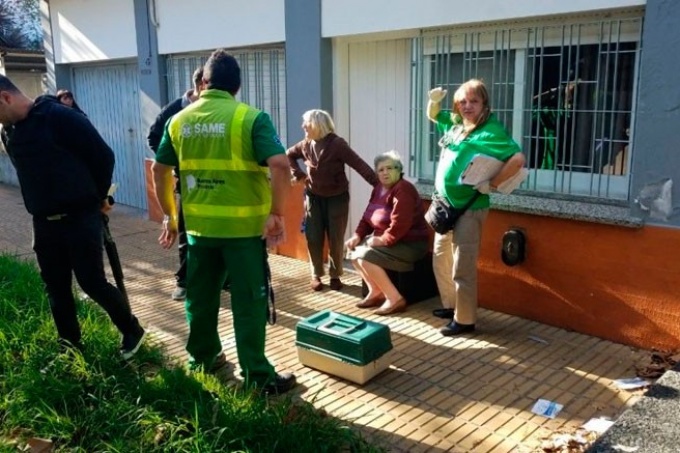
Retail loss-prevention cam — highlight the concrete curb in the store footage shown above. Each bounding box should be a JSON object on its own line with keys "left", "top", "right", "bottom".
{"left": 587, "top": 362, "right": 680, "bottom": 453}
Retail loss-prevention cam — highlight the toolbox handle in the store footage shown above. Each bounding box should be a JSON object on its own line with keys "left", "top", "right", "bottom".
{"left": 318, "top": 318, "right": 364, "bottom": 336}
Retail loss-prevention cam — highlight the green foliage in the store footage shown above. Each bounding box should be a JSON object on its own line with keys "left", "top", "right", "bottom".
{"left": 0, "top": 254, "right": 384, "bottom": 452}
{"left": 0, "top": 0, "right": 42, "bottom": 49}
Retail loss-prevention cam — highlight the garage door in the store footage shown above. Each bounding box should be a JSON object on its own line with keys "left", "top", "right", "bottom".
{"left": 73, "top": 63, "right": 147, "bottom": 209}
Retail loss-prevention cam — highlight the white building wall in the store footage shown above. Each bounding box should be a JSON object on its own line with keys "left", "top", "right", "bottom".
{"left": 9, "top": 72, "right": 45, "bottom": 98}
{"left": 49, "top": 0, "right": 137, "bottom": 63}
{"left": 155, "top": 0, "right": 285, "bottom": 54}
{"left": 334, "top": 39, "right": 412, "bottom": 232}
{"left": 322, "top": 0, "right": 645, "bottom": 37}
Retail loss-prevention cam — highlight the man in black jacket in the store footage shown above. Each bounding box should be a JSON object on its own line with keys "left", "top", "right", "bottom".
{"left": 147, "top": 67, "right": 204, "bottom": 301}
{"left": 0, "top": 75, "right": 146, "bottom": 359}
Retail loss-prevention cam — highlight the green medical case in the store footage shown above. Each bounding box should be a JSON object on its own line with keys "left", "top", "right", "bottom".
{"left": 296, "top": 310, "right": 393, "bottom": 366}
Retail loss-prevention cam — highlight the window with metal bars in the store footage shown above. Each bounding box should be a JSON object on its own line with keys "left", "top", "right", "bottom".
{"left": 166, "top": 48, "right": 287, "bottom": 147}
{"left": 409, "top": 15, "right": 642, "bottom": 201}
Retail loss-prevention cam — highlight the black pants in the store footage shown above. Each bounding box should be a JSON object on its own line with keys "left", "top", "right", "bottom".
{"left": 175, "top": 198, "right": 188, "bottom": 287}
{"left": 32, "top": 209, "right": 138, "bottom": 346}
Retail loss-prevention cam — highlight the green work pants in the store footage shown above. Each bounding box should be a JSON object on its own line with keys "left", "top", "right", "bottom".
{"left": 185, "top": 236, "right": 275, "bottom": 386}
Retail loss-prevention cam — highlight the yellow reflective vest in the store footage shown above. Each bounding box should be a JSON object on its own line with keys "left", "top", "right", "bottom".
{"left": 167, "top": 89, "right": 270, "bottom": 238}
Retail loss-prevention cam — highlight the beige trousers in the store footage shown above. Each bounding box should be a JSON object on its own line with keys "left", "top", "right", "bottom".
{"left": 432, "top": 208, "right": 488, "bottom": 325}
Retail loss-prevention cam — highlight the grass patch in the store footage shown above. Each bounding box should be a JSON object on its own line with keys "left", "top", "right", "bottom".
{"left": 0, "top": 254, "right": 384, "bottom": 452}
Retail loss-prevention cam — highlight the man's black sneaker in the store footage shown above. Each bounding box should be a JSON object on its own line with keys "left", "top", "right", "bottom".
{"left": 432, "top": 308, "right": 455, "bottom": 319}
{"left": 440, "top": 321, "right": 475, "bottom": 337}
{"left": 262, "top": 372, "right": 297, "bottom": 395}
{"left": 121, "top": 324, "right": 146, "bottom": 360}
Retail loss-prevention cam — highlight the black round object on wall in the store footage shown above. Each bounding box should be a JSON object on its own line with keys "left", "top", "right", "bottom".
{"left": 501, "top": 229, "right": 526, "bottom": 266}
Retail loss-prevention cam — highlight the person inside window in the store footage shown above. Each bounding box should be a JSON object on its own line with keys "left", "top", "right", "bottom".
{"left": 345, "top": 151, "right": 429, "bottom": 316}
{"left": 56, "top": 89, "right": 86, "bottom": 116}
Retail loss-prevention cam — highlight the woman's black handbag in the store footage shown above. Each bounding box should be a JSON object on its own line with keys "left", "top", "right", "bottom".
{"left": 425, "top": 192, "right": 481, "bottom": 234}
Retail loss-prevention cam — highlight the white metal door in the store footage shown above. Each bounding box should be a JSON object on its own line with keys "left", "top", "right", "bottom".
{"left": 73, "top": 63, "right": 147, "bottom": 209}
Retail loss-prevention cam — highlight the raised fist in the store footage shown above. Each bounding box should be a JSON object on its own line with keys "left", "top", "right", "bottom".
{"left": 428, "top": 87, "right": 448, "bottom": 103}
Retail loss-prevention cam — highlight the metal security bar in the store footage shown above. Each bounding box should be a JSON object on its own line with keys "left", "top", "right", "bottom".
{"left": 166, "top": 48, "right": 288, "bottom": 146}
{"left": 410, "top": 14, "right": 642, "bottom": 201}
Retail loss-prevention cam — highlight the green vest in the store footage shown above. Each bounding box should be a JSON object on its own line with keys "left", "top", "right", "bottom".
{"left": 167, "top": 90, "right": 270, "bottom": 238}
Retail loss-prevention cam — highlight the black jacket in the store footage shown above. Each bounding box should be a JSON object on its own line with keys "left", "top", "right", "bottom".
{"left": 147, "top": 95, "right": 187, "bottom": 153}
{"left": 3, "top": 95, "right": 114, "bottom": 217}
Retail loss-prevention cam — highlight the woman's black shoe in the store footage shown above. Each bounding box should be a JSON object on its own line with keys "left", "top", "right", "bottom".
{"left": 432, "top": 308, "right": 454, "bottom": 319}
{"left": 440, "top": 321, "right": 475, "bottom": 336}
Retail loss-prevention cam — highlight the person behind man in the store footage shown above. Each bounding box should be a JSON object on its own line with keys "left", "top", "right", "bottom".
{"left": 147, "top": 67, "right": 205, "bottom": 301}
{"left": 56, "top": 89, "right": 87, "bottom": 116}
{"left": 427, "top": 79, "right": 525, "bottom": 336}
{"left": 0, "top": 75, "right": 146, "bottom": 358}
{"left": 152, "top": 49, "right": 296, "bottom": 394}
{"left": 286, "top": 109, "right": 378, "bottom": 292}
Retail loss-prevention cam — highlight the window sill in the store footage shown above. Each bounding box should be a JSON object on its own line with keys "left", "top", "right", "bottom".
{"left": 413, "top": 182, "right": 644, "bottom": 229}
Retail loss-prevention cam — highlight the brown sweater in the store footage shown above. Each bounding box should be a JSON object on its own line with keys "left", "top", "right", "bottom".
{"left": 286, "top": 133, "right": 379, "bottom": 197}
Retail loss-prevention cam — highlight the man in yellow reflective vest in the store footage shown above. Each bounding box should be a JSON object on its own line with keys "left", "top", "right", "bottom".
{"left": 152, "top": 49, "right": 295, "bottom": 394}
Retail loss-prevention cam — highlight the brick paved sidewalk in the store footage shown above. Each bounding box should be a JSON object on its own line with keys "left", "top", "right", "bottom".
{"left": 0, "top": 183, "right": 651, "bottom": 453}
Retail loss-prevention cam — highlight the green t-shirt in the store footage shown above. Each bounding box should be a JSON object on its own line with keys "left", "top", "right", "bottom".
{"left": 434, "top": 111, "right": 520, "bottom": 209}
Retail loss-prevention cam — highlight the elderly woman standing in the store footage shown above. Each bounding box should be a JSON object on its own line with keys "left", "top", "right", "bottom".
{"left": 287, "top": 109, "right": 378, "bottom": 292}
{"left": 427, "top": 79, "right": 525, "bottom": 336}
{"left": 345, "top": 151, "right": 430, "bottom": 315}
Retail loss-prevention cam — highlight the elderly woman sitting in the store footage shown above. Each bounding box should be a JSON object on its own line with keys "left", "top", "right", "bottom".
{"left": 345, "top": 151, "right": 430, "bottom": 315}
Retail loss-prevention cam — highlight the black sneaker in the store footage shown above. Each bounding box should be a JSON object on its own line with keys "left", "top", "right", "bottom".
{"left": 121, "top": 323, "right": 146, "bottom": 360}
{"left": 432, "top": 308, "right": 455, "bottom": 319}
{"left": 262, "top": 372, "right": 297, "bottom": 395}
{"left": 440, "top": 321, "right": 475, "bottom": 337}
